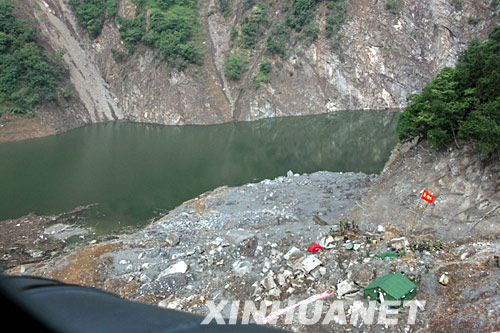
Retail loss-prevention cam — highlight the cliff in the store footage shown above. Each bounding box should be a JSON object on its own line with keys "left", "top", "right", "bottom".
{"left": 8, "top": 0, "right": 498, "bottom": 134}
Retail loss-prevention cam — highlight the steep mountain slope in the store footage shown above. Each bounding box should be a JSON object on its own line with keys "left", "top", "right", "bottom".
{"left": 3, "top": 0, "right": 499, "bottom": 134}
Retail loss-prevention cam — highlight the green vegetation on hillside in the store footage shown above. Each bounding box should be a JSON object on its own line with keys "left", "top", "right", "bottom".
{"left": 325, "top": 0, "right": 346, "bottom": 38}
{"left": 265, "top": 23, "right": 290, "bottom": 58}
{"left": 69, "top": 0, "right": 201, "bottom": 70}
{"left": 223, "top": 54, "right": 248, "bottom": 80}
{"left": 68, "top": 0, "right": 117, "bottom": 37}
{"left": 286, "top": 0, "right": 318, "bottom": 31}
{"left": 0, "top": 1, "right": 64, "bottom": 115}
{"left": 252, "top": 60, "right": 272, "bottom": 89}
{"left": 397, "top": 27, "right": 500, "bottom": 152}
{"left": 240, "top": 3, "right": 268, "bottom": 49}
{"left": 117, "top": 14, "right": 146, "bottom": 53}
{"left": 385, "top": 0, "right": 397, "bottom": 15}
{"left": 217, "top": 0, "right": 231, "bottom": 17}
{"left": 141, "top": 0, "right": 201, "bottom": 70}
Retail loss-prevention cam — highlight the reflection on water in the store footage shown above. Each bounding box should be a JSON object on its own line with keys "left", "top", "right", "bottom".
{"left": 0, "top": 111, "right": 399, "bottom": 232}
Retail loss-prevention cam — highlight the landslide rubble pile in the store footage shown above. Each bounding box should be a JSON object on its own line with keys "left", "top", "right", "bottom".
{"left": 11, "top": 170, "right": 500, "bottom": 332}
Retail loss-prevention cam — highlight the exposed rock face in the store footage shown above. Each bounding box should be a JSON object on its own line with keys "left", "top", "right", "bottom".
{"left": 20, "top": 0, "right": 498, "bottom": 131}
{"left": 348, "top": 140, "right": 500, "bottom": 241}
{"left": 27, "top": 0, "right": 124, "bottom": 126}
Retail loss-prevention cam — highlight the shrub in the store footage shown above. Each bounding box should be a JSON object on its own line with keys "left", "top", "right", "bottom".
{"left": 143, "top": 6, "right": 201, "bottom": 69}
{"left": 491, "top": 0, "right": 499, "bottom": 11}
{"left": 385, "top": 0, "right": 397, "bottom": 15}
{"left": 265, "top": 23, "right": 290, "bottom": 57}
{"left": 252, "top": 60, "right": 272, "bottom": 88}
{"left": 56, "top": 48, "right": 66, "bottom": 60}
{"left": 259, "top": 60, "right": 272, "bottom": 74}
{"left": 118, "top": 15, "right": 146, "bottom": 53}
{"left": 239, "top": 3, "right": 268, "bottom": 49}
{"left": 468, "top": 15, "right": 481, "bottom": 25}
{"left": 286, "top": 0, "right": 319, "bottom": 31}
{"left": 223, "top": 54, "right": 247, "bottom": 80}
{"left": 305, "top": 24, "right": 318, "bottom": 40}
{"left": 242, "top": 0, "right": 256, "bottom": 11}
{"left": 68, "top": 0, "right": 117, "bottom": 37}
{"left": 325, "top": 0, "right": 346, "bottom": 38}
{"left": 61, "top": 85, "right": 72, "bottom": 100}
{"left": 240, "top": 19, "right": 262, "bottom": 49}
{"left": 111, "top": 48, "right": 126, "bottom": 61}
{"left": 230, "top": 25, "right": 238, "bottom": 42}
{"left": 397, "top": 26, "right": 500, "bottom": 152}
{"left": 217, "top": 0, "right": 231, "bottom": 17}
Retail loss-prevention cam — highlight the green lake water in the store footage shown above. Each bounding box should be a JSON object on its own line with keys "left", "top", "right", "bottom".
{"left": 0, "top": 111, "right": 399, "bottom": 233}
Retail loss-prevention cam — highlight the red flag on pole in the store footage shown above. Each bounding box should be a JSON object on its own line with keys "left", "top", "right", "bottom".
{"left": 421, "top": 189, "right": 435, "bottom": 204}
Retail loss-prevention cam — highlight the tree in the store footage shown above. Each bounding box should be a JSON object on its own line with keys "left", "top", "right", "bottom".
{"left": 397, "top": 26, "right": 500, "bottom": 152}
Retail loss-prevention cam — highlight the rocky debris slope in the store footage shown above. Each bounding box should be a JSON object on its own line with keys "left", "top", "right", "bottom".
{"left": 0, "top": 205, "right": 97, "bottom": 270}
{"left": 348, "top": 140, "right": 500, "bottom": 241}
{"left": 10, "top": 166, "right": 500, "bottom": 331}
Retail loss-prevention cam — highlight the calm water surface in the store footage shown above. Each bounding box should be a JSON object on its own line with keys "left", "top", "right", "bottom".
{"left": 0, "top": 111, "right": 399, "bottom": 233}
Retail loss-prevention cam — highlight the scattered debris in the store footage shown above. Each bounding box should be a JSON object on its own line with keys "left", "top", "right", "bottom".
{"left": 9, "top": 169, "right": 500, "bottom": 331}
{"left": 337, "top": 280, "right": 359, "bottom": 298}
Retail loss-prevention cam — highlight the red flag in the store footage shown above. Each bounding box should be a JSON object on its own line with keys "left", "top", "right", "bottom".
{"left": 308, "top": 244, "right": 323, "bottom": 253}
{"left": 421, "top": 189, "right": 435, "bottom": 204}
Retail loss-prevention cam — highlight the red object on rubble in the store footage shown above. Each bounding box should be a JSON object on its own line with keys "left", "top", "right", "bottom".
{"left": 308, "top": 243, "right": 323, "bottom": 253}
{"left": 421, "top": 189, "right": 435, "bottom": 204}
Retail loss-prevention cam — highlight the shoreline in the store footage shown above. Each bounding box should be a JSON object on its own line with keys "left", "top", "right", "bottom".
{"left": 1, "top": 171, "right": 374, "bottom": 270}
{"left": 0, "top": 114, "right": 57, "bottom": 144}
{"left": 0, "top": 109, "right": 402, "bottom": 144}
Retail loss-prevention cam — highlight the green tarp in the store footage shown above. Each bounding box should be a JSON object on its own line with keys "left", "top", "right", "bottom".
{"left": 364, "top": 273, "right": 416, "bottom": 305}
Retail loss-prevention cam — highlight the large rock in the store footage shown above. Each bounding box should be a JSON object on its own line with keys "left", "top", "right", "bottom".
{"left": 166, "top": 233, "right": 180, "bottom": 246}
{"left": 337, "top": 280, "right": 359, "bottom": 298}
{"left": 298, "top": 255, "right": 322, "bottom": 273}
{"left": 225, "top": 229, "right": 254, "bottom": 246}
{"left": 158, "top": 261, "right": 188, "bottom": 277}
{"left": 238, "top": 237, "right": 258, "bottom": 257}
{"left": 261, "top": 272, "right": 277, "bottom": 290}
{"left": 232, "top": 260, "right": 253, "bottom": 277}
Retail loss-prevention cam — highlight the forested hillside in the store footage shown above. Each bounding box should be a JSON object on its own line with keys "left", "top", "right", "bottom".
{"left": 0, "top": 0, "right": 68, "bottom": 116}
{"left": 398, "top": 26, "right": 500, "bottom": 152}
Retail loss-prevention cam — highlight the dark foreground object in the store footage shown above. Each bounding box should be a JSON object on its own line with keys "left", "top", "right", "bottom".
{"left": 0, "top": 274, "right": 285, "bottom": 332}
